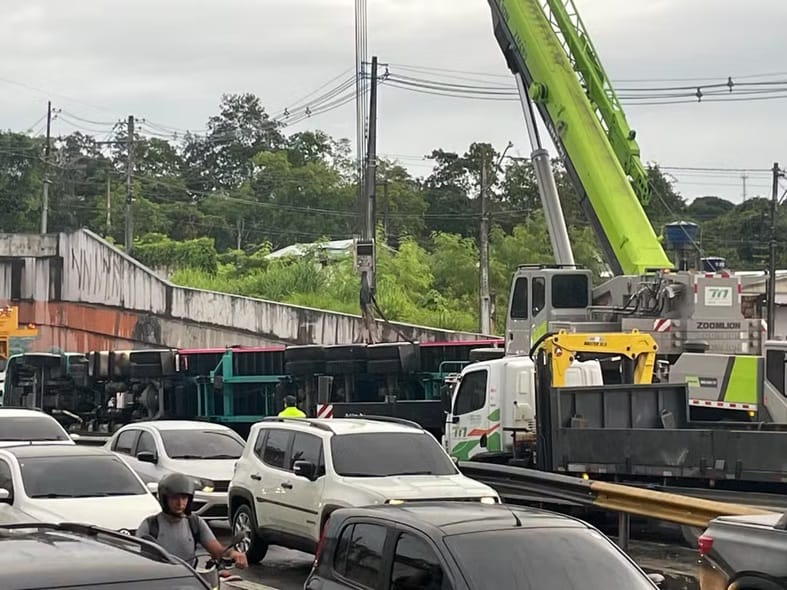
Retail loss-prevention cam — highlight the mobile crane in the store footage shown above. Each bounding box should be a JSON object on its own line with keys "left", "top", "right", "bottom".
{"left": 488, "top": 0, "right": 773, "bottom": 420}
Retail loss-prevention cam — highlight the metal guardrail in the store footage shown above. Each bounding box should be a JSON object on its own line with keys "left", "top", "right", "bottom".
{"left": 458, "top": 462, "right": 774, "bottom": 528}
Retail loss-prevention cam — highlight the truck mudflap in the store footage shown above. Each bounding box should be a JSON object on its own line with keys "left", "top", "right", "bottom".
{"left": 329, "top": 400, "right": 445, "bottom": 438}
{"left": 544, "top": 383, "right": 787, "bottom": 482}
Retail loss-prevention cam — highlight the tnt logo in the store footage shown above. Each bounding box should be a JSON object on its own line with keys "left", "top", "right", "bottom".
{"left": 704, "top": 286, "right": 733, "bottom": 307}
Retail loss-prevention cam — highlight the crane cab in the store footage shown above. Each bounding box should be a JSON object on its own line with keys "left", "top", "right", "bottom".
{"left": 505, "top": 265, "right": 599, "bottom": 355}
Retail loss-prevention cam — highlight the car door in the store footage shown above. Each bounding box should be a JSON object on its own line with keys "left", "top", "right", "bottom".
{"left": 128, "top": 429, "right": 165, "bottom": 483}
{"left": 388, "top": 530, "right": 456, "bottom": 590}
{"left": 251, "top": 428, "right": 294, "bottom": 533}
{"left": 447, "top": 369, "right": 490, "bottom": 461}
{"left": 284, "top": 432, "right": 326, "bottom": 540}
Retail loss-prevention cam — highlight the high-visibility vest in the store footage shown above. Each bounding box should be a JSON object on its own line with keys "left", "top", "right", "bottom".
{"left": 278, "top": 406, "right": 306, "bottom": 418}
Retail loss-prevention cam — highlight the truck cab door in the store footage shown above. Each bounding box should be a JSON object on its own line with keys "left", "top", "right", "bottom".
{"left": 446, "top": 368, "right": 494, "bottom": 460}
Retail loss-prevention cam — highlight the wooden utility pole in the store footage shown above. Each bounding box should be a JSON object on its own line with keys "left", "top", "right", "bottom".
{"left": 124, "top": 115, "right": 134, "bottom": 253}
{"left": 40, "top": 101, "right": 52, "bottom": 234}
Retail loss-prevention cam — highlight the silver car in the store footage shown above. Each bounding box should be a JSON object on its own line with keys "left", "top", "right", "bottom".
{"left": 105, "top": 420, "right": 245, "bottom": 521}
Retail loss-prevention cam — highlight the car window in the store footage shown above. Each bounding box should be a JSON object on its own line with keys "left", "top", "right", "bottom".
{"left": 114, "top": 429, "right": 140, "bottom": 455}
{"left": 0, "top": 416, "right": 69, "bottom": 442}
{"left": 333, "top": 523, "right": 386, "bottom": 589}
{"left": 391, "top": 533, "right": 448, "bottom": 590}
{"left": 19, "top": 455, "right": 147, "bottom": 498}
{"left": 510, "top": 277, "right": 528, "bottom": 319}
{"left": 453, "top": 370, "right": 487, "bottom": 416}
{"left": 330, "top": 433, "right": 457, "bottom": 477}
{"left": 445, "top": 528, "right": 655, "bottom": 589}
{"left": 159, "top": 429, "right": 244, "bottom": 459}
{"left": 253, "top": 430, "right": 267, "bottom": 457}
{"left": 262, "top": 429, "right": 292, "bottom": 470}
{"left": 137, "top": 431, "right": 157, "bottom": 455}
{"left": 532, "top": 276, "right": 546, "bottom": 316}
{"left": 289, "top": 433, "right": 324, "bottom": 474}
{"left": 0, "top": 461, "right": 13, "bottom": 496}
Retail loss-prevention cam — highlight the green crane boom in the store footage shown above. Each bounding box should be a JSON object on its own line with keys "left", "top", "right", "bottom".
{"left": 488, "top": 0, "right": 672, "bottom": 275}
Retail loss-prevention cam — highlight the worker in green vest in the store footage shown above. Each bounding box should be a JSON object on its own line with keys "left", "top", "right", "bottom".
{"left": 278, "top": 395, "right": 306, "bottom": 418}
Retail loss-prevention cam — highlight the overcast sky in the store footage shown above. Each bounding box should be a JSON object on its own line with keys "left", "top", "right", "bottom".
{"left": 2, "top": 0, "right": 785, "bottom": 205}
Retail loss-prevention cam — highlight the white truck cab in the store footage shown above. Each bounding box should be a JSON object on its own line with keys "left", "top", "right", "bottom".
{"left": 444, "top": 355, "right": 603, "bottom": 460}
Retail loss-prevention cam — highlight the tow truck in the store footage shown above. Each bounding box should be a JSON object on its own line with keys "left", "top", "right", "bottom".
{"left": 488, "top": 0, "right": 769, "bottom": 420}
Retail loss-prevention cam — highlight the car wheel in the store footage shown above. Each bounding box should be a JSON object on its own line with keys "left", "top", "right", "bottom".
{"left": 232, "top": 504, "right": 268, "bottom": 564}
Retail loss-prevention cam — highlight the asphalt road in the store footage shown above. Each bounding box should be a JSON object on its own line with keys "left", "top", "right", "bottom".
{"left": 214, "top": 524, "right": 700, "bottom": 590}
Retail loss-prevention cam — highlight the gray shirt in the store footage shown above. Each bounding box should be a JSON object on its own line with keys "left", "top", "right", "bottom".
{"left": 136, "top": 513, "right": 217, "bottom": 564}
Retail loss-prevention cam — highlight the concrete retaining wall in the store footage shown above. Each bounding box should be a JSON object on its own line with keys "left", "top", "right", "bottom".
{"left": 0, "top": 230, "right": 494, "bottom": 350}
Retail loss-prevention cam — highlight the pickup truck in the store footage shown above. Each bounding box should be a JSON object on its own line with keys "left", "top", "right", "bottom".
{"left": 698, "top": 512, "right": 787, "bottom": 589}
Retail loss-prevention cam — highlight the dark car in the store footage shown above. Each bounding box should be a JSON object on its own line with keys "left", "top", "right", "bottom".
{"left": 698, "top": 512, "right": 787, "bottom": 590}
{"left": 305, "top": 502, "right": 661, "bottom": 590}
{"left": 0, "top": 522, "right": 210, "bottom": 590}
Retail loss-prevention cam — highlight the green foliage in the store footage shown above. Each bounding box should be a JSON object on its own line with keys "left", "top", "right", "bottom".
{"left": 2, "top": 92, "right": 762, "bottom": 333}
{"left": 134, "top": 234, "right": 219, "bottom": 274}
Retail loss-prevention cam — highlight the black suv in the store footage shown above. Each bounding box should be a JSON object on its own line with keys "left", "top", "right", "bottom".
{"left": 306, "top": 502, "right": 661, "bottom": 590}
{"left": 0, "top": 522, "right": 210, "bottom": 589}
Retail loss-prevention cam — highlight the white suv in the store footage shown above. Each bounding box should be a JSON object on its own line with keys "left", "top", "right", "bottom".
{"left": 228, "top": 416, "right": 500, "bottom": 563}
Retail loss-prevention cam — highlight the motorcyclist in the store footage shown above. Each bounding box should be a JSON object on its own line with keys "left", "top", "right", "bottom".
{"left": 136, "top": 472, "right": 248, "bottom": 570}
{"left": 278, "top": 394, "right": 306, "bottom": 418}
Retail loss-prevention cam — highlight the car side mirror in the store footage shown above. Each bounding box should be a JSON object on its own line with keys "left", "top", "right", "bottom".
{"left": 451, "top": 415, "right": 459, "bottom": 424}
{"left": 69, "top": 433, "right": 81, "bottom": 442}
{"left": 137, "top": 451, "right": 158, "bottom": 464}
{"left": 0, "top": 488, "right": 11, "bottom": 502}
{"left": 293, "top": 460, "right": 317, "bottom": 481}
{"left": 146, "top": 482, "right": 159, "bottom": 495}
{"left": 647, "top": 573, "right": 665, "bottom": 587}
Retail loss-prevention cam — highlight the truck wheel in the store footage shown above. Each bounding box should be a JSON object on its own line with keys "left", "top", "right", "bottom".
{"left": 232, "top": 504, "right": 268, "bottom": 564}
{"left": 323, "top": 345, "right": 367, "bottom": 361}
{"left": 285, "top": 360, "right": 325, "bottom": 376}
{"left": 284, "top": 346, "right": 324, "bottom": 363}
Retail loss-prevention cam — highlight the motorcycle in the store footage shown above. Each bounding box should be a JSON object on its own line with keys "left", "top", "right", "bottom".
{"left": 195, "top": 532, "right": 245, "bottom": 589}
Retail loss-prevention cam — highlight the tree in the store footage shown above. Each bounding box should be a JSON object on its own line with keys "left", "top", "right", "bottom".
{"left": 182, "top": 93, "right": 285, "bottom": 192}
{"left": 0, "top": 132, "right": 43, "bottom": 232}
{"left": 686, "top": 196, "right": 735, "bottom": 222}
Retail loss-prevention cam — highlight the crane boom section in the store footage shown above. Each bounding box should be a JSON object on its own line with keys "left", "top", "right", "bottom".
{"left": 542, "top": 0, "right": 650, "bottom": 204}
{"left": 489, "top": 0, "right": 671, "bottom": 275}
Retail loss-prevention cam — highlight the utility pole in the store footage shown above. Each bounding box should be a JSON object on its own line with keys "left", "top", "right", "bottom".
{"left": 106, "top": 172, "right": 112, "bottom": 235}
{"left": 357, "top": 56, "right": 379, "bottom": 344}
{"left": 382, "top": 180, "right": 389, "bottom": 244}
{"left": 479, "top": 156, "right": 491, "bottom": 335}
{"left": 124, "top": 115, "right": 134, "bottom": 254}
{"left": 742, "top": 173, "right": 748, "bottom": 202}
{"left": 767, "top": 162, "right": 783, "bottom": 340}
{"left": 478, "top": 142, "right": 513, "bottom": 335}
{"left": 40, "top": 101, "right": 52, "bottom": 234}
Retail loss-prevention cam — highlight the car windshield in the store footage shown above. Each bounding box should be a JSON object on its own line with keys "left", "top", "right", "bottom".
{"left": 0, "top": 417, "right": 69, "bottom": 442}
{"left": 61, "top": 580, "right": 206, "bottom": 589}
{"left": 330, "top": 432, "right": 458, "bottom": 477}
{"left": 19, "top": 455, "right": 147, "bottom": 498}
{"left": 160, "top": 429, "right": 244, "bottom": 460}
{"left": 446, "top": 528, "right": 655, "bottom": 589}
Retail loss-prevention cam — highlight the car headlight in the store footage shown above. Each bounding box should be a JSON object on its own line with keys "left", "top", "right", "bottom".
{"left": 191, "top": 477, "right": 215, "bottom": 493}
{"left": 480, "top": 496, "right": 498, "bottom": 505}
{"left": 386, "top": 499, "right": 406, "bottom": 505}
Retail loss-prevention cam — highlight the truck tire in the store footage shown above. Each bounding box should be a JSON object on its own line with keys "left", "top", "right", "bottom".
{"left": 285, "top": 360, "right": 325, "bottom": 376}
{"left": 232, "top": 503, "right": 268, "bottom": 564}
{"left": 323, "top": 345, "right": 367, "bottom": 361}
{"left": 367, "top": 343, "right": 405, "bottom": 360}
{"left": 325, "top": 360, "right": 367, "bottom": 375}
{"left": 366, "top": 359, "right": 401, "bottom": 375}
{"left": 284, "top": 346, "right": 324, "bottom": 363}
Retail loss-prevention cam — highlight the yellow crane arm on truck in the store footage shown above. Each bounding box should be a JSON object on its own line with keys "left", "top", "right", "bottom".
{"left": 537, "top": 330, "right": 658, "bottom": 386}
{"left": 0, "top": 306, "right": 38, "bottom": 361}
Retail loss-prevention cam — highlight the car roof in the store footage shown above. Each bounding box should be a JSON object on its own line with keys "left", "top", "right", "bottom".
{"left": 0, "top": 444, "right": 115, "bottom": 459}
{"left": 121, "top": 420, "right": 234, "bottom": 432}
{"left": 0, "top": 408, "right": 57, "bottom": 419}
{"left": 334, "top": 502, "right": 590, "bottom": 536}
{"left": 257, "top": 417, "right": 424, "bottom": 436}
{"left": 0, "top": 524, "right": 203, "bottom": 587}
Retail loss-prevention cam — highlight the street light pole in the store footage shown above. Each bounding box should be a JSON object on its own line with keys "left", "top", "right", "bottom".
{"left": 767, "top": 162, "right": 784, "bottom": 340}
